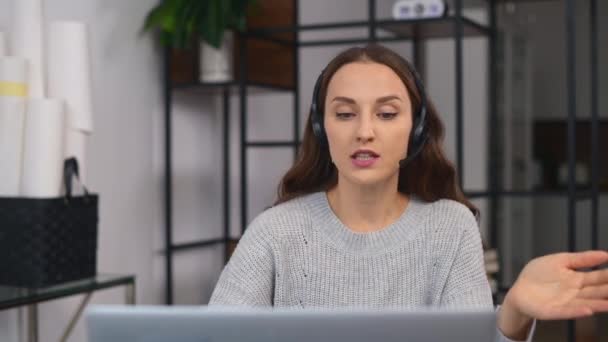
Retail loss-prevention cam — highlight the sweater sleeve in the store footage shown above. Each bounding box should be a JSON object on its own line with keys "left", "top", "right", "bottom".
{"left": 439, "top": 210, "right": 536, "bottom": 342}
{"left": 208, "top": 214, "right": 275, "bottom": 306}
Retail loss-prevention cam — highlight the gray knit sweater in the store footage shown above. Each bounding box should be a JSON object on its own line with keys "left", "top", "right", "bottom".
{"left": 209, "top": 192, "right": 534, "bottom": 342}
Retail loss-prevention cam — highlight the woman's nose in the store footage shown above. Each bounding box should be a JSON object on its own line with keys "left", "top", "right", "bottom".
{"left": 356, "top": 114, "right": 375, "bottom": 142}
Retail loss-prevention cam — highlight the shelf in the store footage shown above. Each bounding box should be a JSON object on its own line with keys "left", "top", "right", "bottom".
{"left": 0, "top": 274, "right": 134, "bottom": 310}
{"left": 172, "top": 80, "right": 295, "bottom": 93}
{"left": 246, "top": 140, "right": 298, "bottom": 148}
{"left": 169, "top": 16, "right": 490, "bottom": 91}
{"left": 493, "top": 0, "right": 558, "bottom": 2}
{"left": 448, "top": 0, "right": 558, "bottom": 7}
{"left": 377, "top": 16, "right": 490, "bottom": 39}
{"left": 247, "top": 16, "right": 490, "bottom": 45}
{"left": 170, "top": 238, "right": 240, "bottom": 253}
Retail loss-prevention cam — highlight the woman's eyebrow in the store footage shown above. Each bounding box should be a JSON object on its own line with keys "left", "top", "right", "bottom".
{"left": 376, "top": 95, "right": 402, "bottom": 103}
{"left": 331, "top": 96, "right": 356, "bottom": 104}
{"left": 330, "top": 95, "right": 402, "bottom": 104}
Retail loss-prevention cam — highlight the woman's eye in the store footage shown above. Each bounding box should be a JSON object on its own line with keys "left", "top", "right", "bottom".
{"left": 336, "top": 112, "right": 355, "bottom": 119}
{"left": 378, "top": 112, "right": 398, "bottom": 119}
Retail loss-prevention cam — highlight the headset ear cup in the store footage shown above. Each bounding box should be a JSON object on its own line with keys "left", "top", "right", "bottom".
{"left": 405, "top": 110, "right": 428, "bottom": 162}
{"left": 401, "top": 133, "right": 428, "bottom": 168}
{"left": 310, "top": 107, "right": 327, "bottom": 146}
{"left": 312, "top": 117, "right": 323, "bottom": 141}
{"left": 409, "top": 116, "right": 423, "bottom": 148}
{"left": 310, "top": 70, "right": 327, "bottom": 146}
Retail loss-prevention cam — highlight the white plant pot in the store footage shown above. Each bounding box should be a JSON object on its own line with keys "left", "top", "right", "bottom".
{"left": 199, "top": 32, "right": 233, "bottom": 83}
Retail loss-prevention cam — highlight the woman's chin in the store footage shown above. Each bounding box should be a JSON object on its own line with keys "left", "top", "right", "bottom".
{"left": 342, "top": 173, "right": 394, "bottom": 188}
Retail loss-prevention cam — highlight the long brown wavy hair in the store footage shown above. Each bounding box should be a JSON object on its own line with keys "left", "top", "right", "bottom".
{"left": 274, "top": 44, "right": 477, "bottom": 215}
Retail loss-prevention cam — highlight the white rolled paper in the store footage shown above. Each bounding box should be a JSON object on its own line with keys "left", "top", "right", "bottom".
{"left": 21, "top": 99, "right": 65, "bottom": 197}
{"left": 0, "top": 57, "right": 28, "bottom": 97}
{"left": 0, "top": 31, "right": 7, "bottom": 56}
{"left": 48, "top": 21, "right": 94, "bottom": 133}
{"left": 0, "top": 98, "right": 26, "bottom": 196}
{"left": 11, "top": 0, "right": 45, "bottom": 98}
{"left": 65, "top": 128, "right": 89, "bottom": 183}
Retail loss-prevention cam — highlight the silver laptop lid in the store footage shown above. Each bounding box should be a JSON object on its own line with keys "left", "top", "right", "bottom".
{"left": 86, "top": 305, "right": 497, "bottom": 342}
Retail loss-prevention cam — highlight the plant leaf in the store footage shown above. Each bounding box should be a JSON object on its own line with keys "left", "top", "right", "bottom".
{"left": 174, "top": 0, "right": 196, "bottom": 48}
{"left": 143, "top": 0, "right": 260, "bottom": 48}
{"left": 201, "top": 0, "right": 221, "bottom": 48}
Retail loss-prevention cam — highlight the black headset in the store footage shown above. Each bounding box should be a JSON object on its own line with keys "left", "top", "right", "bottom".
{"left": 310, "top": 61, "right": 429, "bottom": 168}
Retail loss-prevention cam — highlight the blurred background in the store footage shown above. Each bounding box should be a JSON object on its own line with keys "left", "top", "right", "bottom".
{"left": 0, "top": 0, "right": 606, "bottom": 341}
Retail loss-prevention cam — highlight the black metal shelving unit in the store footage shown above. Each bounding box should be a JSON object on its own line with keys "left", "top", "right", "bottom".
{"left": 162, "top": 1, "right": 602, "bottom": 340}
{"left": 487, "top": 2, "right": 602, "bottom": 342}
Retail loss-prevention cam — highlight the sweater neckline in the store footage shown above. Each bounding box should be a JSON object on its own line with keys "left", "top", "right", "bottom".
{"left": 307, "top": 191, "right": 427, "bottom": 255}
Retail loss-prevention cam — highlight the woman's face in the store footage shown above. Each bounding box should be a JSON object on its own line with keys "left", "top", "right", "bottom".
{"left": 324, "top": 61, "right": 412, "bottom": 188}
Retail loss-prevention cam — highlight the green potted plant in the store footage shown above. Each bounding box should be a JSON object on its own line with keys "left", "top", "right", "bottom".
{"left": 143, "top": 0, "right": 258, "bottom": 82}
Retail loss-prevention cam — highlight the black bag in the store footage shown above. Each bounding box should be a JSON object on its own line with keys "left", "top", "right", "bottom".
{"left": 0, "top": 158, "right": 98, "bottom": 288}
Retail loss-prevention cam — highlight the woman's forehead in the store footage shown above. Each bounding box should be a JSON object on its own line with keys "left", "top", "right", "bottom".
{"left": 326, "top": 62, "right": 410, "bottom": 102}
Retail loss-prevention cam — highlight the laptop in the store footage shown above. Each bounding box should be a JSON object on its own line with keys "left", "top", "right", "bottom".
{"left": 86, "top": 305, "right": 497, "bottom": 342}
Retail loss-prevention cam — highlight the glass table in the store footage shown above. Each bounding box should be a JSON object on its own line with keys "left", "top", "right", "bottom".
{"left": 0, "top": 274, "right": 136, "bottom": 342}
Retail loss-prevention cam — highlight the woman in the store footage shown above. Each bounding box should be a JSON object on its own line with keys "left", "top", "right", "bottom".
{"left": 209, "top": 44, "right": 608, "bottom": 341}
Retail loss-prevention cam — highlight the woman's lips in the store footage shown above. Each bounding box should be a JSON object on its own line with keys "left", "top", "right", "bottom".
{"left": 351, "top": 155, "right": 379, "bottom": 168}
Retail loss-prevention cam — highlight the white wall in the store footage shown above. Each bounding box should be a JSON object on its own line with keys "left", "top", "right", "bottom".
{"left": 0, "top": 0, "right": 164, "bottom": 341}
{"left": 0, "top": 1, "right": 17, "bottom": 338}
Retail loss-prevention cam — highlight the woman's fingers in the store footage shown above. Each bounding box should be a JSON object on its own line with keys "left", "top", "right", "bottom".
{"left": 579, "top": 284, "right": 608, "bottom": 299}
{"left": 581, "top": 269, "right": 608, "bottom": 287}
{"left": 569, "top": 299, "right": 608, "bottom": 313}
{"left": 567, "top": 251, "right": 608, "bottom": 269}
{"left": 542, "top": 306, "right": 593, "bottom": 320}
